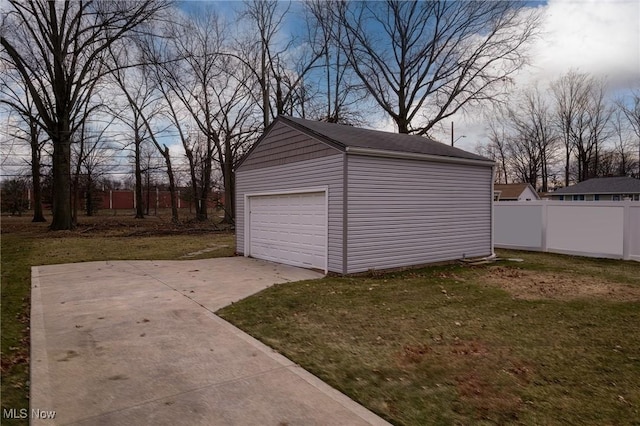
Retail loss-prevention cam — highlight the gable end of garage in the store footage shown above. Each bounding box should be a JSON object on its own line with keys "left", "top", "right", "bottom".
{"left": 239, "top": 120, "right": 342, "bottom": 171}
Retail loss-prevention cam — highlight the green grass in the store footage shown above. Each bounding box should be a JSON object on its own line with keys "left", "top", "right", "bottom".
{"left": 1, "top": 215, "right": 234, "bottom": 425}
{"left": 4, "top": 217, "right": 640, "bottom": 425}
{"left": 218, "top": 251, "right": 640, "bottom": 425}
{"left": 1, "top": 234, "right": 32, "bottom": 417}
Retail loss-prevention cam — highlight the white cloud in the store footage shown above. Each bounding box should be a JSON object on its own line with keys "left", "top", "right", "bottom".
{"left": 522, "top": 0, "right": 640, "bottom": 87}
{"left": 437, "top": 0, "right": 640, "bottom": 153}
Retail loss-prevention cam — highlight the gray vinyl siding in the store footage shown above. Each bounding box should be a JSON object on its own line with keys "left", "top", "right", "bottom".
{"left": 236, "top": 154, "right": 344, "bottom": 273}
{"left": 241, "top": 121, "right": 337, "bottom": 171}
{"left": 346, "top": 155, "right": 492, "bottom": 273}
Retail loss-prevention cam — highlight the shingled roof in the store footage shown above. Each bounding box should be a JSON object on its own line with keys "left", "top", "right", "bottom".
{"left": 494, "top": 183, "right": 539, "bottom": 200}
{"left": 552, "top": 177, "right": 640, "bottom": 195}
{"left": 279, "top": 116, "right": 492, "bottom": 163}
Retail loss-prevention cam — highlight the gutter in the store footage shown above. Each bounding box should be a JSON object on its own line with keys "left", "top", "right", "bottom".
{"left": 345, "top": 146, "right": 496, "bottom": 167}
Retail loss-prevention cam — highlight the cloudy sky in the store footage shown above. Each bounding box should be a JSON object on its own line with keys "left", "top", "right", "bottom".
{"left": 2, "top": 0, "right": 638, "bottom": 180}
{"left": 437, "top": 0, "right": 640, "bottom": 152}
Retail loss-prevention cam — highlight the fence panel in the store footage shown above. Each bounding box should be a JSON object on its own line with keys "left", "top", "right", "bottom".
{"left": 494, "top": 204, "right": 543, "bottom": 250}
{"left": 494, "top": 201, "right": 639, "bottom": 261}
{"left": 629, "top": 205, "right": 640, "bottom": 261}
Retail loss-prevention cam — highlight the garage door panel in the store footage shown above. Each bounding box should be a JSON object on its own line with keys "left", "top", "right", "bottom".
{"left": 248, "top": 191, "right": 327, "bottom": 270}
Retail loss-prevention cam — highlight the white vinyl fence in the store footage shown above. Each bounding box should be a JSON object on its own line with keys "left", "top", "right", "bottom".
{"left": 494, "top": 201, "right": 640, "bottom": 261}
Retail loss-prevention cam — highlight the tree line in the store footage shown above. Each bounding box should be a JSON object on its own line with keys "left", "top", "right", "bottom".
{"left": 3, "top": 0, "right": 547, "bottom": 229}
{"left": 481, "top": 72, "right": 640, "bottom": 192}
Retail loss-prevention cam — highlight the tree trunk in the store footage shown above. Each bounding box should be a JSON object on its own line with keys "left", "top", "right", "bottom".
{"left": 564, "top": 140, "right": 571, "bottom": 186}
{"left": 540, "top": 152, "right": 548, "bottom": 193}
{"left": 261, "top": 41, "right": 270, "bottom": 128}
{"left": 30, "top": 125, "right": 46, "bottom": 222}
{"left": 134, "top": 132, "right": 145, "bottom": 219}
{"left": 395, "top": 116, "right": 409, "bottom": 134}
{"left": 221, "top": 139, "right": 234, "bottom": 224}
{"left": 163, "top": 147, "right": 179, "bottom": 223}
{"left": 50, "top": 138, "right": 73, "bottom": 230}
{"left": 85, "top": 174, "right": 93, "bottom": 216}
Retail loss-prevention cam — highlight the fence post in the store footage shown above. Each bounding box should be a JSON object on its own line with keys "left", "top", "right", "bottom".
{"left": 109, "top": 190, "right": 113, "bottom": 210}
{"left": 623, "top": 202, "right": 630, "bottom": 260}
{"left": 541, "top": 201, "right": 548, "bottom": 252}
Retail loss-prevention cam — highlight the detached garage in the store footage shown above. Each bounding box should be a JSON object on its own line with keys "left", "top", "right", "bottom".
{"left": 236, "top": 116, "right": 495, "bottom": 274}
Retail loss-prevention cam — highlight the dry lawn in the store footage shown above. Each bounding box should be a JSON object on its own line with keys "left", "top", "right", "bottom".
{"left": 219, "top": 250, "right": 640, "bottom": 425}
{"left": 484, "top": 265, "right": 640, "bottom": 301}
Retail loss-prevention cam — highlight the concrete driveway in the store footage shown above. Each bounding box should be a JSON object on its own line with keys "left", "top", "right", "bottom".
{"left": 31, "top": 257, "right": 389, "bottom": 425}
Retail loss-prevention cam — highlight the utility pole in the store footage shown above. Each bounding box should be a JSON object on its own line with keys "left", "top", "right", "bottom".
{"left": 451, "top": 121, "right": 465, "bottom": 147}
{"left": 451, "top": 121, "right": 454, "bottom": 147}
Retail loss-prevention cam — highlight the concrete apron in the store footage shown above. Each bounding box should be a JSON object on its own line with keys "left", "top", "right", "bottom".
{"left": 31, "top": 257, "right": 389, "bottom": 425}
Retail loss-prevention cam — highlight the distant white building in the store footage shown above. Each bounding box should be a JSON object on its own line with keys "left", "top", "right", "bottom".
{"left": 551, "top": 177, "right": 640, "bottom": 201}
{"left": 494, "top": 183, "right": 540, "bottom": 201}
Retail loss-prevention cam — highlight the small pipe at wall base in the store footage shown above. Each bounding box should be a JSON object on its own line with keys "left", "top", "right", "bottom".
{"left": 459, "top": 252, "right": 498, "bottom": 265}
{"left": 484, "top": 252, "right": 497, "bottom": 261}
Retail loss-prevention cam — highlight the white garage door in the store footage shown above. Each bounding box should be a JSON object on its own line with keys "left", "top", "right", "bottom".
{"left": 247, "top": 191, "right": 327, "bottom": 271}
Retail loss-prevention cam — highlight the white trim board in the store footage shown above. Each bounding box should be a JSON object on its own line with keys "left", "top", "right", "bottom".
{"left": 244, "top": 187, "right": 329, "bottom": 274}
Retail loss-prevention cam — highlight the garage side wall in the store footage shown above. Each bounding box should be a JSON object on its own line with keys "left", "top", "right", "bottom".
{"left": 347, "top": 155, "right": 492, "bottom": 273}
{"left": 236, "top": 154, "right": 344, "bottom": 273}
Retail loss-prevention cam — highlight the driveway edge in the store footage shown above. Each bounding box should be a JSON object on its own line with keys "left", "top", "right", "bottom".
{"left": 208, "top": 313, "right": 391, "bottom": 426}
{"left": 30, "top": 266, "right": 54, "bottom": 424}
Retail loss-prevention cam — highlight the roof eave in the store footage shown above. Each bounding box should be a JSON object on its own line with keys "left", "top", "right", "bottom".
{"left": 345, "top": 146, "right": 495, "bottom": 167}
{"left": 554, "top": 190, "right": 640, "bottom": 195}
{"left": 278, "top": 116, "right": 346, "bottom": 152}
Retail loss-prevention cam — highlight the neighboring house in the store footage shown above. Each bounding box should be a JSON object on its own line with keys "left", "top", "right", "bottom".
{"left": 494, "top": 183, "right": 540, "bottom": 201}
{"left": 551, "top": 176, "right": 640, "bottom": 201}
{"left": 235, "top": 116, "right": 495, "bottom": 274}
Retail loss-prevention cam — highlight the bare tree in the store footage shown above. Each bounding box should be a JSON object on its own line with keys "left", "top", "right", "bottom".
{"left": 1, "top": 176, "right": 30, "bottom": 216}
{"left": 211, "top": 57, "right": 260, "bottom": 223}
{"left": 130, "top": 35, "right": 182, "bottom": 223}
{"left": 241, "top": 0, "right": 289, "bottom": 128}
{"left": 611, "top": 108, "right": 639, "bottom": 177}
{"left": 305, "top": 0, "right": 368, "bottom": 124}
{"left": 0, "top": 74, "right": 48, "bottom": 221}
{"left": 507, "top": 134, "right": 542, "bottom": 188}
{"left": 570, "top": 77, "right": 612, "bottom": 182}
{"left": 157, "top": 9, "right": 259, "bottom": 223}
{"left": 107, "top": 44, "right": 167, "bottom": 220}
{"left": 71, "top": 124, "right": 116, "bottom": 217}
{"left": 486, "top": 120, "right": 510, "bottom": 185}
{"left": 330, "top": 0, "right": 540, "bottom": 134}
{"left": 550, "top": 71, "right": 613, "bottom": 184}
{"left": 506, "top": 88, "right": 557, "bottom": 191}
{"left": 1, "top": 0, "right": 168, "bottom": 229}
{"left": 617, "top": 89, "right": 640, "bottom": 176}
{"left": 157, "top": 10, "right": 227, "bottom": 221}
{"left": 550, "top": 71, "right": 587, "bottom": 186}
{"left": 237, "top": 0, "right": 325, "bottom": 129}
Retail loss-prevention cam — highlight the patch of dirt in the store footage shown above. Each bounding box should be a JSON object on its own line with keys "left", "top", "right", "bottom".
{"left": 450, "top": 339, "right": 490, "bottom": 357}
{"left": 455, "top": 372, "right": 523, "bottom": 418}
{"left": 504, "top": 360, "right": 534, "bottom": 385}
{"left": 396, "top": 343, "right": 431, "bottom": 365}
{"left": 484, "top": 266, "right": 640, "bottom": 301}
